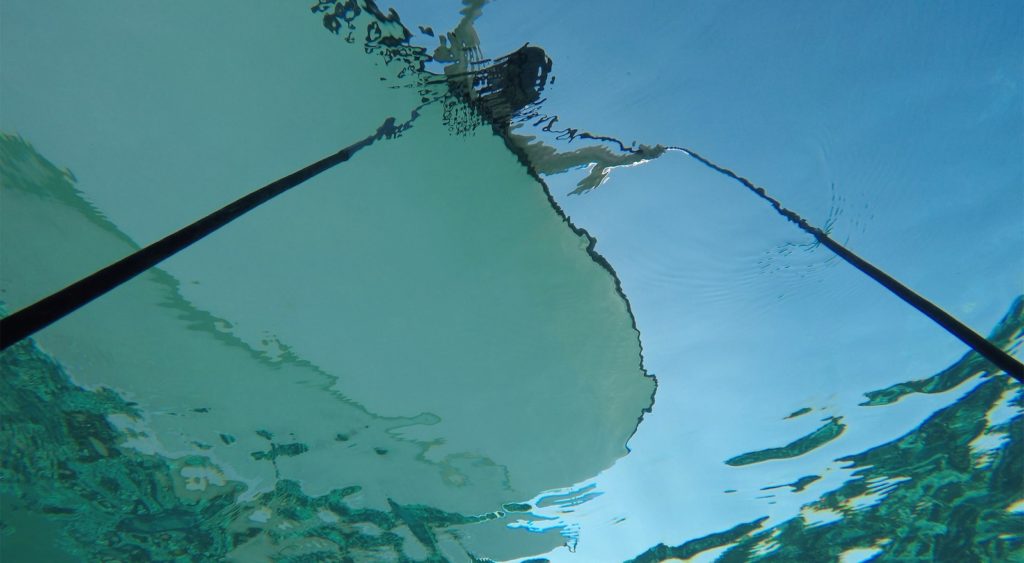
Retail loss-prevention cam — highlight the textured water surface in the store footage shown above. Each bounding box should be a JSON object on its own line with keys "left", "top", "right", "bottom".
{"left": 1, "top": 1, "right": 1022, "bottom": 561}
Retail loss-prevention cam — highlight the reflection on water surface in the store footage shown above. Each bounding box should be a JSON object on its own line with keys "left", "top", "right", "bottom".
{"left": 1, "top": 1, "right": 1021, "bottom": 561}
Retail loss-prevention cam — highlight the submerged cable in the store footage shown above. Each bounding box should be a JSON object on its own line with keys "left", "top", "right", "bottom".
{"left": 457, "top": 38, "right": 1021, "bottom": 382}
{"left": 665, "top": 146, "right": 1024, "bottom": 383}
{"left": 0, "top": 112, "right": 418, "bottom": 351}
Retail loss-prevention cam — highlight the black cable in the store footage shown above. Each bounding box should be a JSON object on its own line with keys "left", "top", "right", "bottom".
{"left": 0, "top": 115, "right": 410, "bottom": 351}
{"left": 3, "top": 102, "right": 1020, "bottom": 385}
{"left": 668, "top": 146, "right": 1024, "bottom": 383}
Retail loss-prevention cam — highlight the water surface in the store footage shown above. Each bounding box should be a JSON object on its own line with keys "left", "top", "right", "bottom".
{"left": 1, "top": 1, "right": 1021, "bottom": 561}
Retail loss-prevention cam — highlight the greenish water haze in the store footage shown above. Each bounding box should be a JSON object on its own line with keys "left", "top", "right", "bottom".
{"left": 0, "top": 100, "right": 658, "bottom": 511}
{"left": 2, "top": 1, "right": 1022, "bottom": 561}
{"left": 0, "top": 1, "right": 654, "bottom": 558}
{"left": 0, "top": 86, "right": 652, "bottom": 559}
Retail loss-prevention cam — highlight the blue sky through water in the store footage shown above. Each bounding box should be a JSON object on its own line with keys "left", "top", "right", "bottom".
{"left": 385, "top": 1, "right": 1023, "bottom": 558}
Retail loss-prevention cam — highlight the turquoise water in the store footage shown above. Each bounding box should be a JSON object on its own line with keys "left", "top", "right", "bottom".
{"left": 1, "top": 1, "right": 1022, "bottom": 561}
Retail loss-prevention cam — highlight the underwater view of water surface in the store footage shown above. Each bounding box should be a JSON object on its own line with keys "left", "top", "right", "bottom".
{"left": 0, "top": 1, "right": 1022, "bottom": 561}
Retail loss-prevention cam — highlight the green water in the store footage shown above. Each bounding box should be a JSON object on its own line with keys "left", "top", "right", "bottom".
{"left": 1, "top": 1, "right": 1021, "bottom": 561}
{"left": 0, "top": 2, "right": 655, "bottom": 556}
{"left": 0, "top": 79, "right": 653, "bottom": 557}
